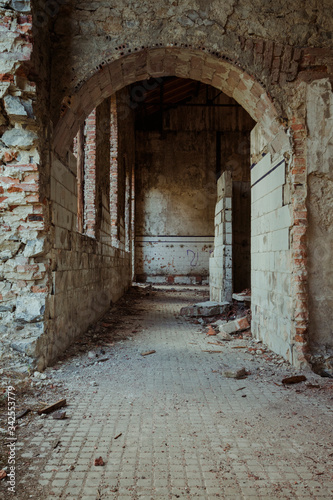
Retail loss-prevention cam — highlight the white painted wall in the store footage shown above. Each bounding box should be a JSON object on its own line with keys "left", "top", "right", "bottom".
{"left": 136, "top": 235, "right": 214, "bottom": 284}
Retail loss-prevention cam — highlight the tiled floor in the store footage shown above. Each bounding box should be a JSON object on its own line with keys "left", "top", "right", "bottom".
{"left": 12, "top": 288, "right": 333, "bottom": 499}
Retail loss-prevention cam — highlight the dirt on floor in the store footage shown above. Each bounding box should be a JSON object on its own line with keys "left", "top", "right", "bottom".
{"left": 1, "top": 286, "right": 333, "bottom": 499}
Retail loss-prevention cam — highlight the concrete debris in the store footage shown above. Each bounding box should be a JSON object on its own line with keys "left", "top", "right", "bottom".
{"left": 180, "top": 301, "right": 229, "bottom": 317}
{"left": 223, "top": 367, "right": 250, "bottom": 379}
{"left": 218, "top": 316, "right": 250, "bottom": 335}
{"left": 52, "top": 410, "right": 67, "bottom": 420}
{"left": 232, "top": 291, "right": 251, "bottom": 302}
{"left": 219, "top": 331, "right": 232, "bottom": 341}
{"left": 212, "top": 319, "right": 227, "bottom": 328}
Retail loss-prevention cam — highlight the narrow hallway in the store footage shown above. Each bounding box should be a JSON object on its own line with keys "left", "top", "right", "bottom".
{"left": 14, "top": 288, "right": 333, "bottom": 499}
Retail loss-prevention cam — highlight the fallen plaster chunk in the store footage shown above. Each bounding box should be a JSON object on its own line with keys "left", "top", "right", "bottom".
{"left": 180, "top": 301, "right": 229, "bottom": 317}
{"left": 232, "top": 292, "right": 251, "bottom": 302}
{"left": 218, "top": 316, "right": 250, "bottom": 335}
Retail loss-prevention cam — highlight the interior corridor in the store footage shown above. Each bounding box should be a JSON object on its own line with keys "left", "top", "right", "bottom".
{"left": 14, "top": 287, "right": 333, "bottom": 499}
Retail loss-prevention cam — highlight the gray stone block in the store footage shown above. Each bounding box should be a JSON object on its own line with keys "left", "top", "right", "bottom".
{"left": 2, "top": 128, "right": 38, "bottom": 148}
{"left": 4, "top": 95, "right": 28, "bottom": 118}
{"left": 180, "top": 300, "right": 229, "bottom": 317}
{"left": 16, "top": 295, "right": 45, "bottom": 323}
{"left": 11, "top": 337, "right": 38, "bottom": 357}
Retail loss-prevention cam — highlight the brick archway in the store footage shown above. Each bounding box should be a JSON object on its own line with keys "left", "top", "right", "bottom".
{"left": 53, "top": 47, "right": 283, "bottom": 158}
{"left": 50, "top": 46, "right": 309, "bottom": 370}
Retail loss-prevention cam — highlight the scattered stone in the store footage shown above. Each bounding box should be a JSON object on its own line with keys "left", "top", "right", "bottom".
{"left": 88, "top": 351, "right": 96, "bottom": 359}
{"left": 141, "top": 350, "right": 156, "bottom": 356}
{"left": 282, "top": 375, "right": 307, "bottom": 385}
{"left": 212, "top": 319, "right": 227, "bottom": 327}
{"left": 219, "top": 331, "right": 232, "bottom": 341}
{"left": 34, "top": 371, "right": 47, "bottom": 380}
{"left": 218, "top": 317, "right": 250, "bottom": 336}
{"left": 94, "top": 457, "right": 104, "bottom": 466}
{"left": 224, "top": 367, "right": 249, "bottom": 379}
{"left": 232, "top": 292, "right": 251, "bottom": 302}
{"left": 180, "top": 301, "right": 229, "bottom": 317}
{"left": 0, "top": 470, "right": 6, "bottom": 480}
{"left": 52, "top": 410, "right": 66, "bottom": 420}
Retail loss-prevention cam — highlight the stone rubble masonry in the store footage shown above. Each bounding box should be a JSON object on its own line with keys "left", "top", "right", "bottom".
{"left": 210, "top": 171, "right": 232, "bottom": 303}
{"left": 84, "top": 109, "right": 96, "bottom": 238}
{"left": 0, "top": 1, "right": 49, "bottom": 364}
{"left": 110, "top": 94, "right": 119, "bottom": 248}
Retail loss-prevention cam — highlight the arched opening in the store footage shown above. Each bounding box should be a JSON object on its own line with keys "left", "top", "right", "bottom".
{"left": 47, "top": 48, "right": 298, "bottom": 368}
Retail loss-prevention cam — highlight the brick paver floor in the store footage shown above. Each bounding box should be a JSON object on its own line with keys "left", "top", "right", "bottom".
{"left": 9, "top": 288, "right": 333, "bottom": 499}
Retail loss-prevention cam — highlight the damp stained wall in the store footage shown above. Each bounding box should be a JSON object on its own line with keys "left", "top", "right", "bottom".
{"left": 134, "top": 86, "right": 254, "bottom": 284}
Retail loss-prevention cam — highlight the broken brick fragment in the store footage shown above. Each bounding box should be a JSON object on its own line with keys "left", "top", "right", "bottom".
{"left": 94, "top": 457, "right": 104, "bottom": 466}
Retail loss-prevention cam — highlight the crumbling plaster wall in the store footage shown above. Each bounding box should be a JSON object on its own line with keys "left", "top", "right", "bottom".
{"left": 135, "top": 128, "right": 215, "bottom": 284}
{"left": 51, "top": 0, "right": 333, "bottom": 123}
{"left": 135, "top": 88, "right": 253, "bottom": 284}
{"left": 306, "top": 79, "right": 333, "bottom": 373}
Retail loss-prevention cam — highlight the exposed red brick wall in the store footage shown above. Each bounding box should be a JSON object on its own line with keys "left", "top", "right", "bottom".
{"left": 84, "top": 109, "right": 96, "bottom": 238}
{"left": 290, "top": 116, "right": 309, "bottom": 365}
{"left": 110, "top": 94, "right": 119, "bottom": 247}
